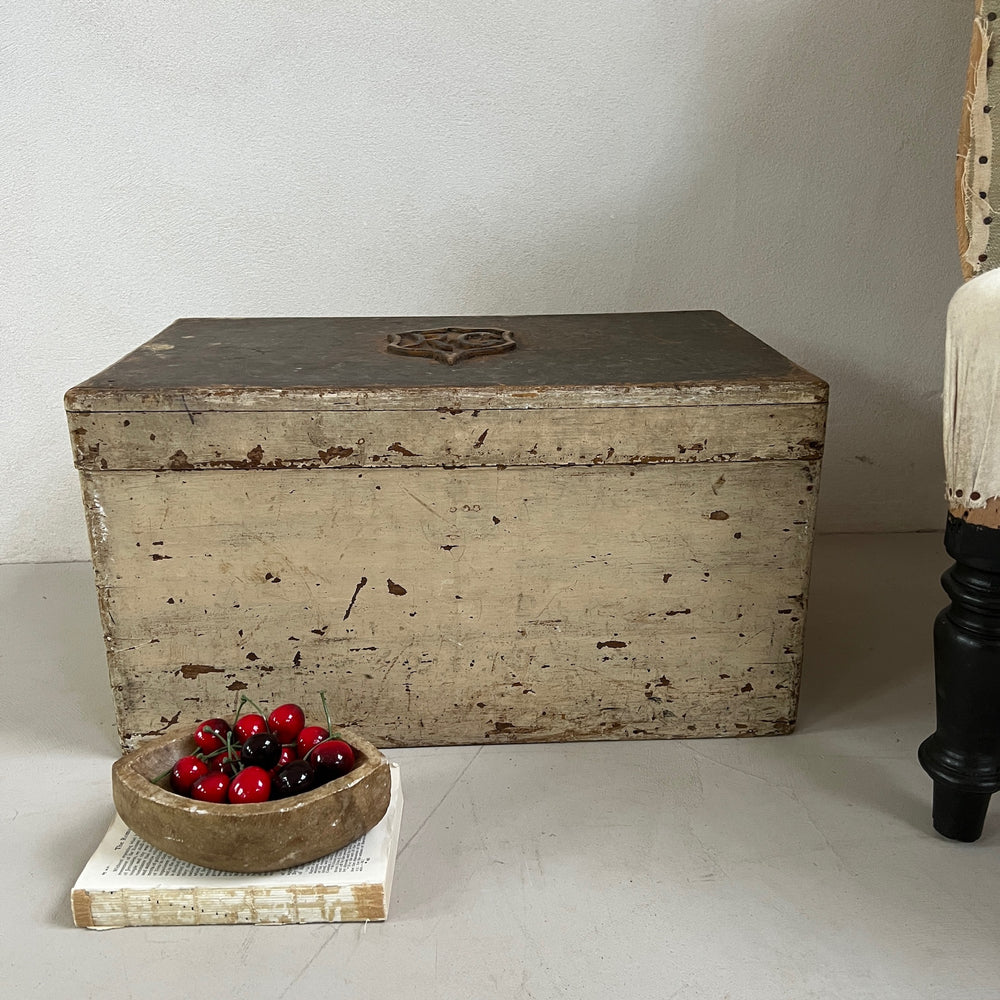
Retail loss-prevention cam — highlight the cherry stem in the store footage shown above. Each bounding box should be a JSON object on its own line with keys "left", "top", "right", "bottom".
{"left": 241, "top": 694, "right": 268, "bottom": 722}
{"left": 223, "top": 729, "right": 243, "bottom": 772}
{"left": 320, "top": 690, "right": 333, "bottom": 736}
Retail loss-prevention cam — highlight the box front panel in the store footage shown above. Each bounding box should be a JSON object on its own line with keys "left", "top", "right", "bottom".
{"left": 82, "top": 461, "right": 818, "bottom": 749}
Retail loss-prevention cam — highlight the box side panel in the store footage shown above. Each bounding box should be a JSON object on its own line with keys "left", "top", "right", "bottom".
{"left": 83, "top": 461, "right": 819, "bottom": 750}
{"left": 68, "top": 404, "right": 825, "bottom": 472}
{"left": 74, "top": 469, "right": 122, "bottom": 710}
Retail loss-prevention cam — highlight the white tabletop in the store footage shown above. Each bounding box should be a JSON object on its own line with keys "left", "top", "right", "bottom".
{"left": 2, "top": 533, "right": 997, "bottom": 1000}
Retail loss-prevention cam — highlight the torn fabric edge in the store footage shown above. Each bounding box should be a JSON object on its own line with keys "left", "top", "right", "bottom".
{"left": 960, "top": 16, "right": 993, "bottom": 279}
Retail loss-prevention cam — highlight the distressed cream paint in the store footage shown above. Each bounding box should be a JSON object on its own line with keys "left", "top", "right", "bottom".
{"left": 69, "top": 409, "right": 824, "bottom": 750}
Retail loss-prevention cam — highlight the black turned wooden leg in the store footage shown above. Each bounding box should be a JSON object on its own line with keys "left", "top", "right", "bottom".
{"left": 919, "top": 515, "right": 1000, "bottom": 842}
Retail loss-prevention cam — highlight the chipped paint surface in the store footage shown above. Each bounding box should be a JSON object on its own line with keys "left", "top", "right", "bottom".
{"left": 67, "top": 403, "right": 825, "bottom": 472}
{"left": 65, "top": 379, "right": 827, "bottom": 415}
{"left": 79, "top": 459, "right": 821, "bottom": 750}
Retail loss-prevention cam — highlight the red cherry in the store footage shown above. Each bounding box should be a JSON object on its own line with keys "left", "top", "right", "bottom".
{"left": 193, "top": 718, "right": 230, "bottom": 754}
{"left": 233, "top": 713, "right": 267, "bottom": 742}
{"left": 267, "top": 703, "right": 306, "bottom": 744}
{"left": 310, "top": 739, "right": 355, "bottom": 780}
{"left": 170, "top": 755, "right": 208, "bottom": 795}
{"left": 296, "top": 725, "right": 329, "bottom": 757}
{"left": 191, "top": 771, "right": 231, "bottom": 803}
{"left": 228, "top": 766, "right": 271, "bottom": 803}
{"left": 270, "top": 745, "right": 296, "bottom": 776}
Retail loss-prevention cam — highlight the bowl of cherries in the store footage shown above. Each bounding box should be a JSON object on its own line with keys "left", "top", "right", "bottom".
{"left": 111, "top": 694, "right": 391, "bottom": 872}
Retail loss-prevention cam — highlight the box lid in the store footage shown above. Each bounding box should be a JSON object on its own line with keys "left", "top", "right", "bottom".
{"left": 65, "top": 312, "right": 827, "bottom": 412}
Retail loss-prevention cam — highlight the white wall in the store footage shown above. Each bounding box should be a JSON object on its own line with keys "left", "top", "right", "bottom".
{"left": 3, "top": 2, "right": 970, "bottom": 563}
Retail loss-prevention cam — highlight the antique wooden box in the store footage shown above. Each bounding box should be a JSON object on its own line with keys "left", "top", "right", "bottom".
{"left": 66, "top": 312, "right": 827, "bottom": 750}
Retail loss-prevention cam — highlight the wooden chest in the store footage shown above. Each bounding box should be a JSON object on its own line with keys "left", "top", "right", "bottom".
{"left": 66, "top": 312, "right": 827, "bottom": 750}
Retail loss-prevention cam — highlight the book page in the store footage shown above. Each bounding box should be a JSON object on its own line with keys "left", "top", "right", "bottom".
{"left": 74, "top": 763, "right": 399, "bottom": 892}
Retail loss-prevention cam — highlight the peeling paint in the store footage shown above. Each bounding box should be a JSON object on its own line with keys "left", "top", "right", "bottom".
{"left": 177, "top": 664, "right": 223, "bottom": 679}
{"left": 388, "top": 442, "right": 417, "bottom": 457}
{"left": 318, "top": 445, "right": 354, "bottom": 463}
{"left": 343, "top": 576, "right": 368, "bottom": 620}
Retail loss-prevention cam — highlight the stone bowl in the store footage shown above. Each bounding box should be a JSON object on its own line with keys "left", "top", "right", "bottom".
{"left": 111, "top": 727, "right": 391, "bottom": 872}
